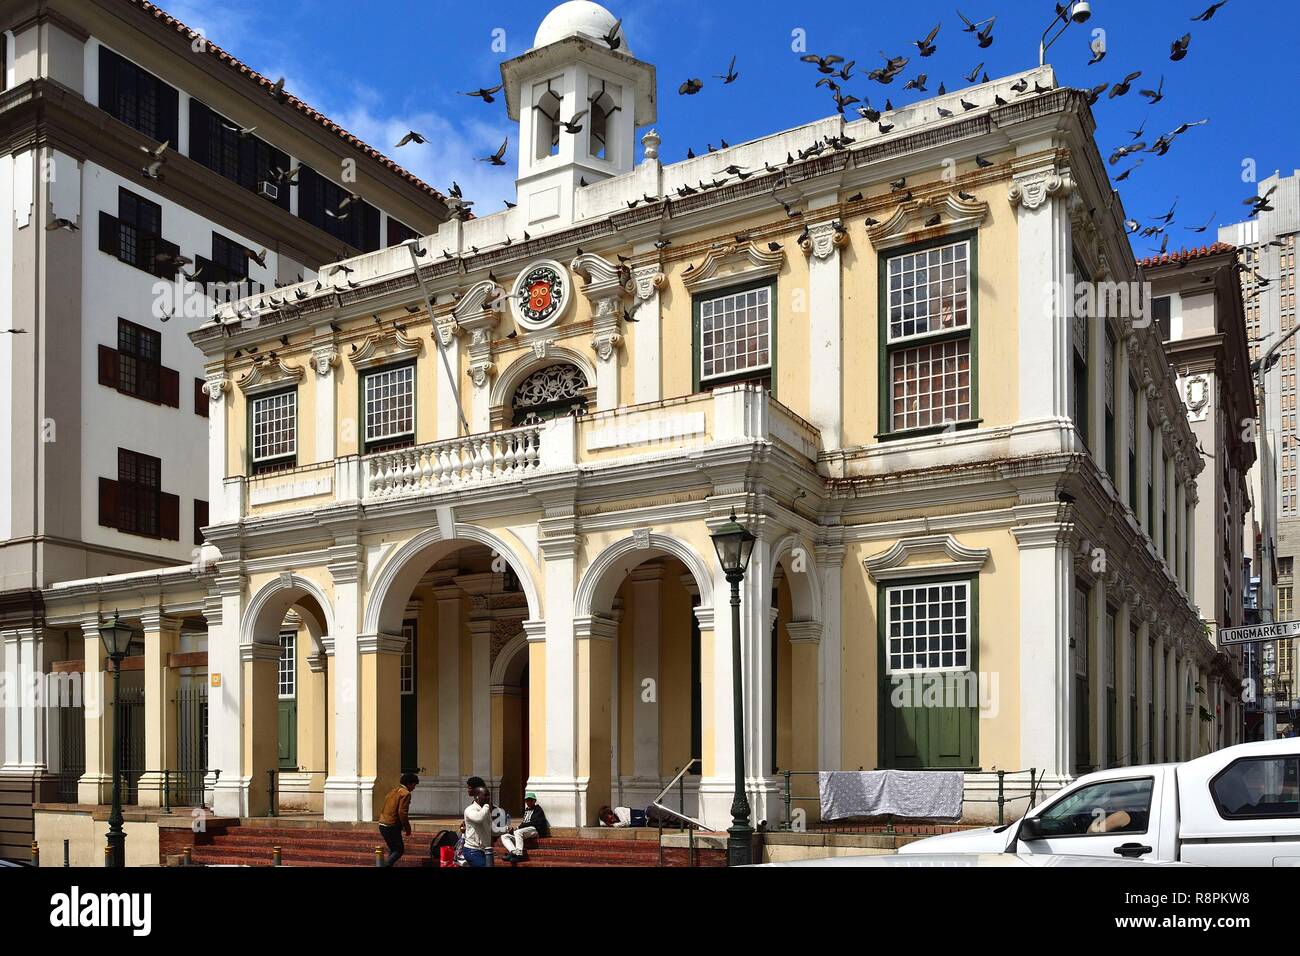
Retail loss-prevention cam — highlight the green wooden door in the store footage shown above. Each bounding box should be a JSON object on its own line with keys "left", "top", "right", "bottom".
{"left": 878, "top": 579, "right": 978, "bottom": 769}
{"left": 400, "top": 622, "right": 417, "bottom": 771}
{"left": 1073, "top": 587, "right": 1091, "bottom": 773}
{"left": 277, "top": 630, "right": 297, "bottom": 770}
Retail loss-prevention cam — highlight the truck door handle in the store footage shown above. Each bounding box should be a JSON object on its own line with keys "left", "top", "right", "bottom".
{"left": 1113, "top": 843, "right": 1152, "bottom": 858}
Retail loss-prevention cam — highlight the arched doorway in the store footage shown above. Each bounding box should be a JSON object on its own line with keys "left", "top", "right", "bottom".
{"left": 363, "top": 527, "right": 541, "bottom": 817}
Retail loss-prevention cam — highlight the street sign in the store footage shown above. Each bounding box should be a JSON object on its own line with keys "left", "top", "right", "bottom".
{"left": 1219, "top": 620, "right": 1300, "bottom": 646}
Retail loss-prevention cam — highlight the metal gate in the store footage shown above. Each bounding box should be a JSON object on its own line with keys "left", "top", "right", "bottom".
{"left": 175, "top": 682, "right": 208, "bottom": 806}
{"left": 57, "top": 704, "right": 85, "bottom": 802}
{"left": 118, "top": 686, "right": 146, "bottom": 804}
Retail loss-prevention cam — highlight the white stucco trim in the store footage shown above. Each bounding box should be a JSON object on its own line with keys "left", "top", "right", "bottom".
{"left": 573, "top": 530, "right": 715, "bottom": 618}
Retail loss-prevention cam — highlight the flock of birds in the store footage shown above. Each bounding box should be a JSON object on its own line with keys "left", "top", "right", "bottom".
{"left": 4, "top": 2, "right": 1267, "bottom": 339}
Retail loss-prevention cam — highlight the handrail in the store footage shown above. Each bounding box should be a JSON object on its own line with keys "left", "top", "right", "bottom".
{"left": 650, "top": 759, "right": 707, "bottom": 830}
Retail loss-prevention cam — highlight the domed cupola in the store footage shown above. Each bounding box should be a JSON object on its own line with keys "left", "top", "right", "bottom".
{"left": 500, "top": 1, "right": 656, "bottom": 228}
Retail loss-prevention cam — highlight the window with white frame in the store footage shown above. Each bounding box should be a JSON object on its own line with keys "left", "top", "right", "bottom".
{"left": 697, "top": 283, "right": 773, "bottom": 385}
{"left": 363, "top": 364, "right": 415, "bottom": 450}
{"left": 251, "top": 389, "right": 296, "bottom": 472}
{"left": 885, "top": 238, "right": 972, "bottom": 432}
{"left": 400, "top": 623, "right": 415, "bottom": 695}
{"left": 885, "top": 580, "right": 970, "bottom": 674}
{"left": 278, "top": 630, "right": 296, "bottom": 699}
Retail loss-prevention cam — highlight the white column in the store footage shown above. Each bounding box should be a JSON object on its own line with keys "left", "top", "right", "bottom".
{"left": 203, "top": 374, "right": 231, "bottom": 522}
{"left": 434, "top": 322, "right": 463, "bottom": 440}
{"left": 1012, "top": 521, "right": 1074, "bottom": 785}
{"left": 311, "top": 344, "right": 338, "bottom": 462}
{"left": 805, "top": 222, "right": 846, "bottom": 449}
{"left": 630, "top": 565, "right": 662, "bottom": 787}
{"left": 1136, "top": 615, "right": 1151, "bottom": 762}
{"left": 1089, "top": 573, "right": 1108, "bottom": 770}
{"left": 1152, "top": 630, "right": 1166, "bottom": 762}
{"left": 1152, "top": 434, "right": 1166, "bottom": 555}
{"left": 699, "top": 563, "right": 737, "bottom": 830}
{"left": 1135, "top": 383, "right": 1150, "bottom": 530}
{"left": 1166, "top": 638, "right": 1179, "bottom": 762}
{"left": 1116, "top": 600, "right": 1132, "bottom": 766}
{"left": 535, "top": 528, "right": 580, "bottom": 825}
{"left": 324, "top": 542, "right": 367, "bottom": 821}
{"left": 1115, "top": 337, "right": 1132, "bottom": 506}
{"left": 632, "top": 266, "right": 664, "bottom": 404}
{"left": 1010, "top": 165, "right": 1073, "bottom": 423}
{"left": 817, "top": 543, "right": 844, "bottom": 770}
{"left": 432, "top": 584, "right": 461, "bottom": 811}
{"left": 0, "top": 629, "right": 46, "bottom": 776}
{"left": 209, "top": 576, "right": 248, "bottom": 817}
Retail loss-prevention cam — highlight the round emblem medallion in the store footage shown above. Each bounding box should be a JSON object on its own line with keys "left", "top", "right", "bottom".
{"left": 511, "top": 260, "right": 571, "bottom": 331}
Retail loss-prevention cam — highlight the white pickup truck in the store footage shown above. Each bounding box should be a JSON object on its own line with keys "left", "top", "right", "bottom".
{"left": 899, "top": 738, "right": 1300, "bottom": 866}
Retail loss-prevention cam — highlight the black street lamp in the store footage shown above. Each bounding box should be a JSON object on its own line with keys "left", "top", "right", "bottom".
{"left": 711, "top": 509, "right": 756, "bottom": 867}
{"left": 98, "top": 612, "right": 133, "bottom": 867}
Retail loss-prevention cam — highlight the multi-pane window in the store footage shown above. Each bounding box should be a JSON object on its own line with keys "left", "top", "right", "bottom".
{"left": 97, "top": 47, "right": 178, "bottom": 145}
{"left": 363, "top": 365, "right": 416, "bottom": 450}
{"left": 188, "top": 100, "right": 291, "bottom": 210}
{"left": 698, "top": 284, "right": 773, "bottom": 386}
{"left": 116, "top": 319, "right": 161, "bottom": 402}
{"left": 278, "top": 631, "right": 296, "bottom": 699}
{"left": 297, "top": 165, "right": 381, "bottom": 252}
{"left": 885, "top": 580, "right": 970, "bottom": 674}
{"left": 400, "top": 623, "right": 416, "bottom": 696}
{"left": 1071, "top": 255, "right": 1090, "bottom": 447}
{"left": 1128, "top": 381, "right": 1138, "bottom": 509}
{"left": 251, "top": 390, "right": 297, "bottom": 472}
{"left": 102, "top": 188, "right": 174, "bottom": 276}
{"left": 1152, "top": 296, "right": 1172, "bottom": 341}
{"left": 1104, "top": 331, "right": 1117, "bottom": 481}
{"left": 885, "top": 239, "right": 972, "bottom": 432}
{"left": 117, "top": 448, "right": 160, "bottom": 537}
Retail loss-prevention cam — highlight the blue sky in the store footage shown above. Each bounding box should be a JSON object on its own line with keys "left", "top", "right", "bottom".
{"left": 166, "top": 0, "right": 1297, "bottom": 250}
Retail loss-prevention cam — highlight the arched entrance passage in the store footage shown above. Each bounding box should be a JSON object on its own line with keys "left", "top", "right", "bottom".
{"left": 767, "top": 535, "right": 823, "bottom": 823}
{"left": 491, "top": 634, "right": 530, "bottom": 816}
{"left": 240, "top": 574, "right": 334, "bottom": 816}
{"left": 573, "top": 532, "right": 716, "bottom": 824}
{"left": 362, "top": 526, "right": 542, "bottom": 816}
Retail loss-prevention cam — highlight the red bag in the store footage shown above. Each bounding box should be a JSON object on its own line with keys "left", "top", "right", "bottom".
{"left": 439, "top": 845, "right": 455, "bottom": 868}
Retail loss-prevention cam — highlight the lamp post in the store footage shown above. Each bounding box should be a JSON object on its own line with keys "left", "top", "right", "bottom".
{"left": 711, "top": 509, "right": 756, "bottom": 867}
{"left": 1039, "top": 1, "right": 1093, "bottom": 66}
{"left": 98, "top": 612, "right": 133, "bottom": 867}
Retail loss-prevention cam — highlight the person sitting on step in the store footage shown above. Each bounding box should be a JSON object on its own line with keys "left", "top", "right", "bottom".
{"left": 500, "top": 792, "right": 550, "bottom": 862}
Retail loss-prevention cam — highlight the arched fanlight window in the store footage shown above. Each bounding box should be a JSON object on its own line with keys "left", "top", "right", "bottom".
{"left": 534, "top": 88, "right": 562, "bottom": 159}
{"left": 589, "top": 88, "right": 617, "bottom": 161}
{"left": 511, "top": 363, "right": 589, "bottom": 426}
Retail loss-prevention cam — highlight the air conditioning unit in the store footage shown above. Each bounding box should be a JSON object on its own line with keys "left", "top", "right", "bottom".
{"left": 258, "top": 181, "right": 279, "bottom": 200}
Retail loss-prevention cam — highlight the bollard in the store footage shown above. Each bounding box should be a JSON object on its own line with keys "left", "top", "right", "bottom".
{"left": 374, "top": 846, "right": 384, "bottom": 867}
{"left": 63, "top": 839, "right": 70, "bottom": 867}
{"left": 183, "top": 846, "right": 193, "bottom": 867}
{"left": 997, "top": 769, "right": 1006, "bottom": 826}
{"left": 30, "top": 841, "right": 39, "bottom": 867}
{"left": 272, "top": 845, "right": 282, "bottom": 867}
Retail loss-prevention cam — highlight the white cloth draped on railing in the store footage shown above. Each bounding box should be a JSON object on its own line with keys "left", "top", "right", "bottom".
{"left": 818, "top": 770, "right": 965, "bottom": 822}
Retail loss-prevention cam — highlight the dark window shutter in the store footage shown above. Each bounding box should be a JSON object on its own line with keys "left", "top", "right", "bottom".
{"left": 98, "top": 345, "right": 119, "bottom": 388}
{"left": 98, "top": 477, "right": 118, "bottom": 529}
{"left": 362, "top": 202, "right": 381, "bottom": 253}
{"left": 297, "top": 165, "right": 320, "bottom": 227}
{"left": 194, "top": 378, "right": 209, "bottom": 417}
{"left": 158, "top": 80, "right": 179, "bottom": 148}
{"left": 194, "top": 499, "right": 209, "bottom": 545}
{"left": 98, "top": 46, "right": 119, "bottom": 115}
{"left": 99, "top": 211, "right": 120, "bottom": 258}
{"left": 188, "top": 99, "right": 212, "bottom": 168}
{"left": 160, "top": 492, "right": 180, "bottom": 540}
{"left": 160, "top": 366, "right": 180, "bottom": 407}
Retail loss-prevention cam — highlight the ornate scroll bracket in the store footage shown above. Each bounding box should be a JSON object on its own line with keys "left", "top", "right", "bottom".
{"left": 312, "top": 346, "right": 340, "bottom": 377}
{"left": 632, "top": 265, "right": 666, "bottom": 301}
{"left": 347, "top": 326, "right": 423, "bottom": 370}
{"left": 573, "top": 252, "right": 631, "bottom": 364}
{"left": 802, "top": 220, "right": 850, "bottom": 260}
{"left": 203, "top": 373, "right": 230, "bottom": 404}
{"left": 1007, "top": 168, "right": 1073, "bottom": 211}
{"left": 236, "top": 356, "right": 304, "bottom": 394}
{"left": 680, "top": 241, "right": 784, "bottom": 291}
{"left": 867, "top": 192, "right": 990, "bottom": 249}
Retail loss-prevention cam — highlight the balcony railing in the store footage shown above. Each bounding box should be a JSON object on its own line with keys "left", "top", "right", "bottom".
{"left": 363, "top": 424, "right": 544, "bottom": 499}
{"left": 223, "top": 385, "right": 823, "bottom": 519}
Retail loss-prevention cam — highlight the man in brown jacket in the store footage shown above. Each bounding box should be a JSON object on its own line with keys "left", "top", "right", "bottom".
{"left": 378, "top": 773, "right": 419, "bottom": 866}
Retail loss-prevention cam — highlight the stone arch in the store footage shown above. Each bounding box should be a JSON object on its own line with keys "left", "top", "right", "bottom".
{"left": 575, "top": 531, "right": 715, "bottom": 619}
{"left": 363, "top": 523, "right": 542, "bottom": 636}
{"left": 491, "top": 346, "right": 598, "bottom": 409}
{"left": 490, "top": 632, "right": 530, "bottom": 688}
{"left": 768, "top": 533, "right": 822, "bottom": 626}
{"left": 242, "top": 573, "right": 336, "bottom": 649}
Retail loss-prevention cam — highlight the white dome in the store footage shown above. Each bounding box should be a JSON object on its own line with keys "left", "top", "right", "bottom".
{"left": 533, "top": 1, "right": 628, "bottom": 54}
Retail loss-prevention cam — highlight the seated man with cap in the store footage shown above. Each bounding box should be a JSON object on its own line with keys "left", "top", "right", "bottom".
{"left": 499, "top": 791, "right": 550, "bottom": 862}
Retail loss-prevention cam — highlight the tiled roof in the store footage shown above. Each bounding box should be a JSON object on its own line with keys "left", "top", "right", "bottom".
{"left": 1137, "top": 241, "right": 1237, "bottom": 269}
{"left": 127, "top": 0, "right": 447, "bottom": 205}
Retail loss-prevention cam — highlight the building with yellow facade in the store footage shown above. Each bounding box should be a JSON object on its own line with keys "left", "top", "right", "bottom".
{"left": 24, "top": 1, "right": 1241, "bottom": 847}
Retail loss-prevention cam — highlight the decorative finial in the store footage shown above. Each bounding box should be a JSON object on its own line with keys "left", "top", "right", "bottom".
{"left": 641, "top": 128, "right": 661, "bottom": 162}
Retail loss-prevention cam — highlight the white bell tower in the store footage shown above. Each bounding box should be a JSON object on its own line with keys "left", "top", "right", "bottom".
{"left": 501, "top": 1, "right": 656, "bottom": 229}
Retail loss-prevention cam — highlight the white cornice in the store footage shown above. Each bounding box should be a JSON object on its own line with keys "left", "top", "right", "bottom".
{"left": 347, "top": 326, "right": 424, "bottom": 370}
{"left": 863, "top": 534, "right": 991, "bottom": 581}
{"left": 236, "top": 356, "right": 305, "bottom": 395}
{"left": 867, "top": 192, "right": 991, "bottom": 250}
{"left": 680, "top": 240, "right": 785, "bottom": 292}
